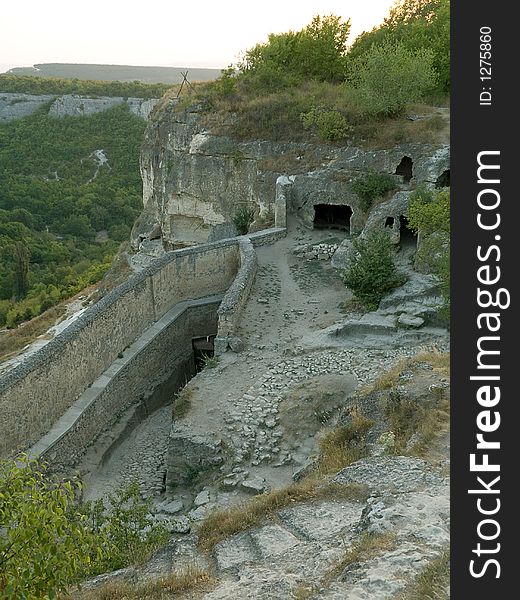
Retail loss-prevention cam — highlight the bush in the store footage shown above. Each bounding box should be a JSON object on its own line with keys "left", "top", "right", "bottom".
{"left": 0, "top": 455, "right": 100, "bottom": 599}
{"left": 240, "top": 15, "right": 351, "bottom": 89}
{"left": 354, "top": 42, "right": 437, "bottom": 116}
{"left": 351, "top": 172, "right": 398, "bottom": 212}
{"left": 342, "top": 231, "right": 402, "bottom": 309}
{"left": 408, "top": 187, "right": 450, "bottom": 311}
{"left": 232, "top": 205, "right": 255, "bottom": 235}
{"left": 301, "top": 107, "right": 352, "bottom": 141}
{"left": 77, "top": 481, "right": 169, "bottom": 577}
{"left": 348, "top": 0, "right": 450, "bottom": 95}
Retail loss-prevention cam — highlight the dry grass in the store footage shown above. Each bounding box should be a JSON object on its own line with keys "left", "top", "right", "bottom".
{"left": 0, "top": 304, "right": 67, "bottom": 362}
{"left": 72, "top": 565, "right": 214, "bottom": 600}
{"left": 357, "top": 112, "right": 448, "bottom": 149}
{"left": 397, "top": 548, "right": 450, "bottom": 600}
{"left": 172, "top": 386, "right": 194, "bottom": 419}
{"left": 324, "top": 532, "right": 397, "bottom": 581}
{"left": 317, "top": 408, "right": 373, "bottom": 475}
{"left": 366, "top": 349, "right": 450, "bottom": 394}
{"left": 197, "top": 479, "right": 369, "bottom": 553}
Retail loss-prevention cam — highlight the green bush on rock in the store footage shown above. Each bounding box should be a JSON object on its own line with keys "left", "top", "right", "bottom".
{"left": 342, "top": 231, "right": 403, "bottom": 309}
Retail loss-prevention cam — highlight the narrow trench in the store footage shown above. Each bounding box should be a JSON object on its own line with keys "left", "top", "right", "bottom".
{"left": 82, "top": 336, "right": 215, "bottom": 501}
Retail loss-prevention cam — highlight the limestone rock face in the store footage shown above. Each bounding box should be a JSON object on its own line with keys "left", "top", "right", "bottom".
{"left": 0, "top": 92, "right": 159, "bottom": 122}
{"left": 134, "top": 101, "right": 450, "bottom": 249}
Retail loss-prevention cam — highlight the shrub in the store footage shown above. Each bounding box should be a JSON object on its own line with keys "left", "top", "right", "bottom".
{"left": 354, "top": 42, "right": 437, "bottom": 116}
{"left": 408, "top": 187, "right": 450, "bottom": 311}
{"left": 240, "top": 15, "right": 351, "bottom": 89}
{"left": 351, "top": 172, "right": 398, "bottom": 212}
{"left": 342, "top": 231, "right": 402, "bottom": 309}
{"left": 232, "top": 205, "right": 255, "bottom": 235}
{"left": 301, "top": 107, "right": 352, "bottom": 141}
{"left": 348, "top": 0, "right": 450, "bottom": 95}
{"left": 77, "top": 481, "right": 170, "bottom": 577}
{"left": 0, "top": 455, "right": 100, "bottom": 599}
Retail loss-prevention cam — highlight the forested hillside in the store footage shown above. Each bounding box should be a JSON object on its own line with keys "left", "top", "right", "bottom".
{"left": 0, "top": 102, "right": 146, "bottom": 328}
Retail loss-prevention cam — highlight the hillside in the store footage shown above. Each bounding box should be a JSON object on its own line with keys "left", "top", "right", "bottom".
{"left": 5, "top": 63, "right": 221, "bottom": 84}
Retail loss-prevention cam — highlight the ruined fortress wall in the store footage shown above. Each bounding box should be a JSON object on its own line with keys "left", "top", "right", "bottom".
{"left": 32, "top": 297, "right": 220, "bottom": 467}
{"left": 0, "top": 239, "right": 242, "bottom": 458}
{"left": 216, "top": 239, "right": 257, "bottom": 346}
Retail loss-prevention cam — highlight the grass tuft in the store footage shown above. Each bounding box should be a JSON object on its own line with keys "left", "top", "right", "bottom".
{"left": 197, "top": 479, "right": 369, "bottom": 553}
{"left": 397, "top": 548, "right": 450, "bottom": 600}
{"left": 73, "top": 564, "right": 214, "bottom": 599}
{"left": 318, "top": 408, "right": 373, "bottom": 474}
{"left": 324, "top": 532, "right": 397, "bottom": 581}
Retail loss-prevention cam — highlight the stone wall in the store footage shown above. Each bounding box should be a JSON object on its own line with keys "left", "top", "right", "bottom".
{"left": 0, "top": 239, "right": 243, "bottom": 459}
{"left": 30, "top": 297, "right": 221, "bottom": 467}
{"left": 216, "top": 239, "right": 258, "bottom": 353}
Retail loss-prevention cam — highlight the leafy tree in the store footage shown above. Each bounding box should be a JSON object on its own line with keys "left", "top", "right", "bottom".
{"left": 348, "top": 0, "right": 449, "bottom": 94}
{"left": 12, "top": 242, "right": 29, "bottom": 300}
{"left": 239, "top": 14, "right": 351, "bottom": 90}
{"left": 0, "top": 74, "right": 172, "bottom": 99}
{"left": 0, "top": 455, "right": 101, "bottom": 599}
{"left": 353, "top": 42, "right": 437, "bottom": 116}
{"left": 342, "top": 231, "right": 402, "bottom": 309}
{"left": 0, "top": 103, "right": 145, "bottom": 327}
{"left": 408, "top": 186, "right": 450, "bottom": 310}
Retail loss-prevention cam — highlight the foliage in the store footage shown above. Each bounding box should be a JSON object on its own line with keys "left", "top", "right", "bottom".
{"left": 0, "top": 74, "right": 172, "bottom": 99}
{"left": 408, "top": 185, "right": 450, "bottom": 235}
{"left": 352, "top": 42, "right": 437, "bottom": 116}
{"left": 0, "top": 455, "right": 100, "bottom": 599}
{"left": 342, "top": 231, "right": 402, "bottom": 309}
{"left": 348, "top": 0, "right": 450, "bottom": 95}
{"left": 0, "top": 103, "right": 145, "bottom": 328}
{"left": 239, "top": 15, "right": 351, "bottom": 90}
{"left": 408, "top": 186, "right": 450, "bottom": 310}
{"left": 232, "top": 205, "right": 255, "bottom": 235}
{"left": 351, "top": 172, "right": 398, "bottom": 212}
{"left": 77, "top": 482, "right": 169, "bottom": 578}
{"left": 300, "top": 107, "right": 351, "bottom": 141}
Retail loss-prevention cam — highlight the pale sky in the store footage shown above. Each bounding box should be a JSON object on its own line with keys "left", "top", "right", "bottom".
{"left": 0, "top": 0, "right": 396, "bottom": 72}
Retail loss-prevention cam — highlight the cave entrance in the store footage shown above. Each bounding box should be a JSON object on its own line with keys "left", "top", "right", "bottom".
{"left": 436, "top": 169, "right": 450, "bottom": 188}
{"left": 399, "top": 215, "right": 417, "bottom": 246}
{"left": 192, "top": 336, "right": 215, "bottom": 372}
{"left": 395, "top": 156, "right": 413, "bottom": 183}
{"left": 313, "top": 204, "right": 352, "bottom": 232}
{"left": 385, "top": 216, "right": 395, "bottom": 228}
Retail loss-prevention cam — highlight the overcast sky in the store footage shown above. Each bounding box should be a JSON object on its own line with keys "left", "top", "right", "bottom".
{"left": 1, "top": 0, "right": 396, "bottom": 72}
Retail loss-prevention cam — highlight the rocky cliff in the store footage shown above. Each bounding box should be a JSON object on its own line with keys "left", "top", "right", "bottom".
{"left": 133, "top": 100, "right": 449, "bottom": 249}
{"left": 0, "top": 92, "right": 159, "bottom": 122}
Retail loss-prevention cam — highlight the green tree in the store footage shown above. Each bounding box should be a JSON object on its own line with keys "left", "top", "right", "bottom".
{"left": 12, "top": 241, "right": 29, "bottom": 300}
{"left": 348, "top": 0, "right": 449, "bottom": 94}
{"left": 353, "top": 42, "right": 437, "bottom": 116}
{"left": 239, "top": 14, "right": 351, "bottom": 90}
{"left": 0, "top": 455, "right": 101, "bottom": 599}
{"left": 342, "top": 231, "right": 402, "bottom": 309}
{"left": 408, "top": 186, "right": 450, "bottom": 310}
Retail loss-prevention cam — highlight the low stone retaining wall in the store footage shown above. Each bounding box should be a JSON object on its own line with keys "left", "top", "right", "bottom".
{"left": 29, "top": 296, "right": 221, "bottom": 468}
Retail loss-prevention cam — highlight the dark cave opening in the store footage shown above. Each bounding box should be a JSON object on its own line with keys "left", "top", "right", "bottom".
{"left": 435, "top": 169, "right": 450, "bottom": 188}
{"left": 192, "top": 336, "right": 216, "bottom": 372}
{"left": 399, "top": 215, "right": 417, "bottom": 245}
{"left": 385, "top": 216, "right": 395, "bottom": 228}
{"left": 395, "top": 156, "right": 413, "bottom": 183}
{"left": 313, "top": 204, "right": 353, "bottom": 232}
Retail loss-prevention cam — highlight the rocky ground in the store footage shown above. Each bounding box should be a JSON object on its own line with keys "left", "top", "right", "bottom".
{"left": 77, "top": 216, "right": 450, "bottom": 599}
